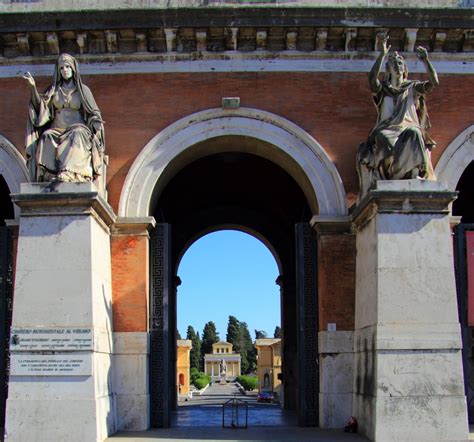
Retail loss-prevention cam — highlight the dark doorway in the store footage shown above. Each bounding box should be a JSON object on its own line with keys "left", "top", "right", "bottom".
{"left": 453, "top": 161, "right": 474, "bottom": 423}
{"left": 0, "top": 176, "right": 14, "bottom": 226}
{"left": 0, "top": 175, "right": 14, "bottom": 436}
{"left": 148, "top": 139, "right": 319, "bottom": 428}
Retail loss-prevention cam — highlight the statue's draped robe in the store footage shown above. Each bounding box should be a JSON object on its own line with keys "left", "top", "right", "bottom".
{"left": 26, "top": 64, "right": 104, "bottom": 182}
{"left": 367, "top": 80, "right": 435, "bottom": 180}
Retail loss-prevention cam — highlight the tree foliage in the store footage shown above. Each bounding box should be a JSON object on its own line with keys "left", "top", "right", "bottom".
{"left": 255, "top": 329, "right": 268, "bottom": 339}
{"left": 190, "top": 368, "right": 211, "bottom": 390}
{"left": 226, "top": 316, "right": 256, "bottom": 374}
{"left": 240, "top": 321, "right": 256, "bottom": 373}
{"left": 201, "top": 321, "right": 219, "bottom": 357}
{"left": 236, "top": 375, "right": 258, "bottom": 391}
{"left": 186, "top": 325, "right": 202, "bottom": 371}
{"left": 226, "top": 315, "right": 240, "bottom": 347}
{"left": 273, "top": 326, "right": 282, "bottom": 339}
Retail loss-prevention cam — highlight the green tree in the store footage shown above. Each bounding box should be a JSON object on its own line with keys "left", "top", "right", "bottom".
{"left": 226, "top": 316, "right": 256, "bottom": 374}
{"left": 273, "top": 326, "right": 282, "bottom": 339}
{"left": 255, "top": 329, "right": 268, "bottom": 339}
{"left": 186, "top": 325, "right": 202, "bottom": 371}
{"left": 176, "top": 329, "right": 182, "bottom": 340}
{"left": 226, "top": 315, "right": 247, "bottom": 370}
{"left": 201, "top": 321, "right": 219, "bottom": 357}
{"left": 240, "top": 321, "right": 256, "bottom": 373}
{"left": 226, "top": 315, "right": 241, "bottom": 348}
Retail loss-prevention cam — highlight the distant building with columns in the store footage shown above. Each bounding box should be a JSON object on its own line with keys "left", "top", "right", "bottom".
{"left": 255, "top": 338, "right": 282, "bottom": 397}
{"left": 204, "top": 341, "right": 241, "bottom": 381}
{"left": 177, "top": 339, "right": 192, "bottom": 395}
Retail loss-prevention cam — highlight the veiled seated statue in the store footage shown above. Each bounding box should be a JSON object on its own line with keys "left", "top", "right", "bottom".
{"left": 357, "top": 37, "right": 438, "bottom": 198}
{"left": 23, "top": 53, "right": 105, "bottom": 183}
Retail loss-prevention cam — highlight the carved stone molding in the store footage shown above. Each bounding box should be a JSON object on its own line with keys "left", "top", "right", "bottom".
{"left": 1, "top": 10, "right": 473, "bottom": 59}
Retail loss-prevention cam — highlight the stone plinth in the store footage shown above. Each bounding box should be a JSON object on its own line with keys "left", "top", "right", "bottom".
{"left": 351, "top": 180, "right": 468, "bottom": 441}
{"left": 113, "top": 332, "right": 149, "bottom": 431}
{"left": 318, "top": 331, "right": 354, "bottom": 429}
{"left": 5, "top": 183, "right": 116, "bottom": 442}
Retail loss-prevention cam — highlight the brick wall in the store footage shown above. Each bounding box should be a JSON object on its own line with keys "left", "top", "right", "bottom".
{"left": 318, "top": 234, "right": 356, "bottom": 331}
{"left": 3, "top": 71, "right": 472, "bottom": 332}
{"left": 3, "top": 72, "right": 472, "bottom": 211}
{"left": 111, "top": 234, "right": 148, "bottom": 331}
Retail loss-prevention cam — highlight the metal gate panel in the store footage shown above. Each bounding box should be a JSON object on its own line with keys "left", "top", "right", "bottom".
{"left": 454, "top": 223, "right": 474, "bottom": 423}
{"left": 295, "top": 223, "right": 319, "bottom": 426}
{"left": 150, "top": 223, "right": 171, "bottom": 428}
{"left": 0, "top": 227, "right": 12, "bottom": 436}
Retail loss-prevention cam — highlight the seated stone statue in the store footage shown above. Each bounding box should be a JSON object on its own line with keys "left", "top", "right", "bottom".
{"left": 357, "top": 37, "right": 438, "bottom": 197}
{"left": 23, "top": 53, "right": 105, "bottom": 183}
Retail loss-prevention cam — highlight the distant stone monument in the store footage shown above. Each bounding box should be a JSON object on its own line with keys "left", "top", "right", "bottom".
{"left": 357, "top": 37, "right": 438, "bottom": 198}
{"left": 219, "top": 358, "right": 227, "bottom": 384}
{"left": 23, "top": 53, "right": 105, "bottom": 184}
{"left": 219, "top": 358, "right": 227, "bottom": 375}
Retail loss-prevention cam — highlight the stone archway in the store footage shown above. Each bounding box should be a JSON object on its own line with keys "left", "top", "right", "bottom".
{"left": 0, "top": 135, "right": 29, "bottom": 219}
{"left": 435, "top": 125, "right": 474, "bottom": 192}
{"left": 118, "top": 108, "right": 347, "bottom": 429}
{"left": 119, "top": 107, "right": 347, "bottom": 219}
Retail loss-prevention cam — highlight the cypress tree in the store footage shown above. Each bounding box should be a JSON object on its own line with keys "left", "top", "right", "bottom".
{"left": 201, "top": 321, "right": 219, "bottom": 357}
{"left": 240, "top": 321, "right": 256, "bottom": 373}
{"left": 273, "top": 326, "right": 282, "bottom": 339}
{"left": 186, "top": 325, "right": 202, "bottom": 371}
{"left": 226, "top": 315, "right": 241, "bottom": 348}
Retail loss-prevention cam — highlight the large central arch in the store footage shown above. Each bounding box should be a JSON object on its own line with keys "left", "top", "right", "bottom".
{"left": 118, "top": 107, "right": 347, "bottom": 429}
{"left": 119, "top": 107, "right": 347, "bottom": 218}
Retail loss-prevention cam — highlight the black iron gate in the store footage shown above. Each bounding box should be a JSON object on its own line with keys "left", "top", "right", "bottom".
{"left": 295, "top": 223, "right": 319, "bottom": 426}
{"left": 454, "top": 223, "right": 474, "bottom": 423}
{"left": 0, "top": 227, "right": 13, "bottom": 437}
{"left": 149, "top": 223, "right": 172, "bottom": 428}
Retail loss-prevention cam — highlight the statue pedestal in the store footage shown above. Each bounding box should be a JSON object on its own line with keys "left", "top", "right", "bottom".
{"left": 5, "top": 183, "right": 116, "bottom": 442}
{"left": 352, "top": 180, "right": 468, "bottom": 441}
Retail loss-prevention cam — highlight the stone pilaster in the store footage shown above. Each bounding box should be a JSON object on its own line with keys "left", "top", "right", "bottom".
{"left": 5, "top": 183, "right": 116, "bottom": 442}
{"left": 111, "top": 216, "right": 155, "bottom": 431}
{"left": 351, "top": 180, "right": 468, "bottom": 441}
{"left": 311, "top": 216, "right": 355, "bottom": 429}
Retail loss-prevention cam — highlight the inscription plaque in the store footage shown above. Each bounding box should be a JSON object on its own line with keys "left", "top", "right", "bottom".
{"left": 10, "top": 327, "right": 93, "bottom": 351}
{"left": 10, "top": 354, "right": 91, "bottom": 376}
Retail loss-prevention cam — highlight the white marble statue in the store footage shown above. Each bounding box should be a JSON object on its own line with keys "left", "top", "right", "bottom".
{"left": 219, "top": 358, "right": 227, "bottom": 375}
{"left": 23, "top": 53, "right": 105, "bottom": 183}
{"left": 357, "top": 37, "right": 438, "bottom": 197}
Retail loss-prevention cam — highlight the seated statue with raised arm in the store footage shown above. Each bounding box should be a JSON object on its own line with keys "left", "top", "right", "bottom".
{"left": 357, "top": 37, "right": 438, "bottom": 198}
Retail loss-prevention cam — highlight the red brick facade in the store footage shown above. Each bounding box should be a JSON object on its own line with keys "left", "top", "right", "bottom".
{"left": 3, "top": 72, "right": 473, "bottom": 211}
{"left": 2, "top": 71, "right": 473, "bottom": 333}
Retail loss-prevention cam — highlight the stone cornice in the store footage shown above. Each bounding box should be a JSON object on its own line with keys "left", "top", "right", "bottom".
{"left": 310, "top": 215, "right": 352, "bottom": 235}
{"left": 1, "top": 8, "right": 473, "bottom": 60}
{"left": 2, "top": 8, "right": 474, "bottom": 31}
{"left": 351, "top": 180, "right": 458, "bottom": 232}
{"left": 11, "top": 182, "right": 117, "bottom": 232}
{"left": 111, "top": 216, "right": 156, "bottom": 237}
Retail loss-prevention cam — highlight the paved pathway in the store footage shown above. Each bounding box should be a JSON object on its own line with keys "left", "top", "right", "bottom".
{"left": 108, "top": 382, "right": 369, "bottom": 441}
{"left": 108, "top": 426, "right": 369, "bottom": 441}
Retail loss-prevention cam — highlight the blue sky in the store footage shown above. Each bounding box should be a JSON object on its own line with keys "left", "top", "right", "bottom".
{"left": 177, "top": 230, "right": 281, "bottom": 341}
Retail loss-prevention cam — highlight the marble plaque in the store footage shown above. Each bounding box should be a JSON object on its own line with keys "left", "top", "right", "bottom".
{"left": 10, "top": 327, "right": 93, "bottom": 351}
{"left": 10, "top": 354, "right": 91, "bottom": 376}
